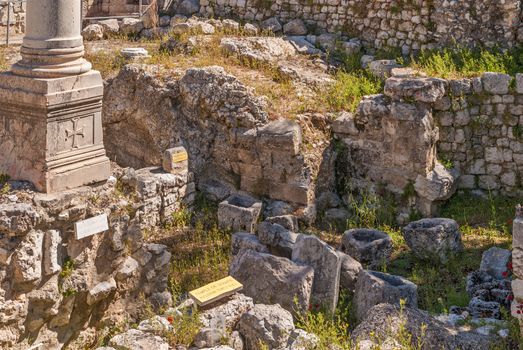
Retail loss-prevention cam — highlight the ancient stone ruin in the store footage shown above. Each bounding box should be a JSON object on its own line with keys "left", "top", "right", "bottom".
{"left": 1, "top": 0, "right": 523, "bottom": 349}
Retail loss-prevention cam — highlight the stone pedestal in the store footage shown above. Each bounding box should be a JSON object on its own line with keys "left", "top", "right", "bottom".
{"left": 0, "top": 70, "right": 110, "bottom": 192}
{"left": 0, "top": 0, "right": 110, "bottom": 193}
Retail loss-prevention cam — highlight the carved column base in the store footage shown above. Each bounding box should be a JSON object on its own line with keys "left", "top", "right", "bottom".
{"left": 0, "top": 70, "right": 110, "bottom": 193}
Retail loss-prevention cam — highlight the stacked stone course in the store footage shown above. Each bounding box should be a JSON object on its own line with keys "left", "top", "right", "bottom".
{"left": 196, "top": 0, "right": 523, "bottom": 54}
{"left": 435, "top": 73, "right": 523, "bottom": 196}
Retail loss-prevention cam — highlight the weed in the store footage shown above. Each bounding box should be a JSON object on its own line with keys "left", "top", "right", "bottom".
{"left": 85, "top": 50, "right": 127, "bottom": 78}
{"left": 163, "top": 310, "right": 202, "bottom": 347}
{"left": 170, "top": 205, "right": 193, "bottom": 228}
{"left": 59, "top": 257, "right": 75, "bottom": 279}
{"left": 346, "top": 191, "right": 397, "bottom": 229}
{"left": 321, "top": 71, "right": 382, "bottom": 112}
{"left": 409, "top": 46, "right": 523, "bottom": 78}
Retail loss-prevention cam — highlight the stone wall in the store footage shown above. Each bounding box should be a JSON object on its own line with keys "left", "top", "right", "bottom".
{"left": 191, "top": 0, "right": 523, "bottom": 54}
{"left": 0, "top": 1, "right": 25, "bottom": 39}
{"left": 435, "top": 73, "right": 523, "bottom": 196}
{"left": 0, "top": 165, "right": 194, "bottom": 348}
{"left": 332, "top": 72, "right": 523, "bottom": 217}
{"left": 102, "top": 65, "right": 317, "bottom": 209}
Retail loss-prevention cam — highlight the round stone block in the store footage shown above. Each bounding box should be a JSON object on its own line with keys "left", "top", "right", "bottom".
{"left": 341, "top": 228, "right": 392, "bottom": 269}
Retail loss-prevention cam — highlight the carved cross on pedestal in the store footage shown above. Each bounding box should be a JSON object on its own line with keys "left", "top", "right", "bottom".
{"left": 66, "top": 117, "right": 85, "bottom": 149}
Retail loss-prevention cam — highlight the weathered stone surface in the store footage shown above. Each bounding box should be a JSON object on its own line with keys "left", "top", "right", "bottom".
{"left": 469, "top": 297, "right": 501, "bottom": 319}
{"left": 257, "top": 221, "right": 297, "bottom": 258}
{"left": 482, "top": 72, "right": 511, "bottom": 95}
{"left": 109, "top": 329, "right": 169, "bottom": 350}
{"left": 87, "top": 278, "right": 117, "bottom": 306}
{"left": 116, "top": 256, "right": 140, "bottom": 281}
{"left": 480, "top": 247, "right": 511, "bottom": 280}
{"left": 283, "top": 19, "right": 307, "bottom": 36}
{"left": 402, "top": 218, "right": 463, "bottom": 263}
{"left": 266, "top": 215, "right": 298, "bottom": 232}
{"left": 237, "top": 304, "right": 295, "bottom": 350}
{"left": 368, "top": 60, "right": 402, "bottom": 79}
{"left": 43, "top": 229, "right": 62, "bottom": 275}
{"left": 229, "top": 249, "right": 314, "bottom": 312}
{"left": 414, "top": 162, "right": 459, "bottom": 203}
{"left": 384, "top": 77, "right": 446, "bottom": 103}
{"left": 261, "top": 17, "right": 282, "bottom": 32}
{"left": 231, "top": 232, "right": 269, "bottom": 256}
{"left": 338, "top": 251, "right": 363, "bottom": 292}
{"left": 221, "top": 37, "right": 297, "bottom": 63}
{"left": 200, "top": 293, "right": 254, "bottom": 329}
{"left": 218, "top": 193, "right": 262, "bottom": 233}
{"left": 354, "top": 270, "right": 418, "bottom": 321}
{"left": 137, "top": 316, "right": 171, "bottom": 333}
{"left": 119, "top": 18, "right": 144, "bottom": 35}
{"left": 194, "top": 327, "right": 226, "bottom": 348}
{"left": 178, "top": 0, "right": 200, "bottom": 15}
{"left": 82, "top": 24, "right": 104, "bottom": 41}
{"left": 352, "top": 304, "right": 492, "bottom": 350}
{"left": 292, "top": 234, "right": 341, "bottom": 312}
{"left": 12, "top": 229, "right": 44, "bottom": 285}
{"left": 0, "top": 203, "right": 40, "bottom": 235}
{"left": 341, "top": 229, "right": 392, "bottom": 269}
{"left": 97, "top": 19, "right": 120, "bottom": 36}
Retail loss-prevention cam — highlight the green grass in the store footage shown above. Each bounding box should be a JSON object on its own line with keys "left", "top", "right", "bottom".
{"left": 408, "top": 46, "right": 523, "bottom": 78}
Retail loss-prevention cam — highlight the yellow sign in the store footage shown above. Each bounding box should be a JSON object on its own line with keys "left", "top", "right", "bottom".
{"left": 172, "top": 151, "right": 188, "bottom": 163}
{"left": 189, "top": 276, "right": 243, "bottom": 306}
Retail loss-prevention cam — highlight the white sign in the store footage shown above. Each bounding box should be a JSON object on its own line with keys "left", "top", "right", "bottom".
{"left": 74, "top": 214, "right": 109, "bottom": 240}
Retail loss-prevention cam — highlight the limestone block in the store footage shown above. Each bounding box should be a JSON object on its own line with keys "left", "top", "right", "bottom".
{"left": 480, "top": 247, "right": 511, "bottom": 280}
{"left": 368, "top": 60, "right": 402, "bottom": 79}
{"left": 261, "top": 17, "right": 282, "bottom": 32}
{"left": 384, "top": 77, "right": 446, "bottom": 103}
{"left": 199, "top": 292, "right": 254, "bottom": 329}
{"left": 266, "top": 214, "right": 298, "bottom": 231}
{"left": 283, "top": 19, "right": 308, "bottom": 35}
{"left": 257, "top": 221, "right": 297, "bottom": 258}
{"left": 11, "top": 229, "right": 44, "bottom": 285}
{"left": 341, "top": 228, "right": 392, "bottom": 269}
{"left": 43, "top": 230, "right": 62, "bottom": 275}
{"left": 82, "top": 24, "right": 104, "bottom": 41}
{"left": 354, "top": 270, "right": 418, "bottom": 322}
{"left": 218, "top": 193, "right": 262, "bottom": 233}
{"left": 292, "top": 234, "right": 341, "bottom": 313}
{"left": 338, "top": 251, "right": 363, "bottom": 293}
{"left": 163, "top": 146, "right": 189, "bottom": 174}
{"left": 516, "top": 73, "right": 523, "bottom": 95}
{"left": 119, "top": 18, "right": 144, "bottom": 35}
{"left": 109, "top": 329, "right": 169, "bottom": 350}
{"left": 482, "top": 72, "right": 511, "bottom": 95}
{"left": 402, "top": 218, "right": 463, "bottom": 263}
{"left": 116, "top": 256, "right": 140, "bottom": 281}
{"left": 229, "top": 249, "right": 314, "bottom": 312}
{"left": 87, "top": 278, "right": 117, "bottom": 305}
{"left": 231, "top": 232, "right": 269, "bottom": 256}
{"left": 0, "top": 203, "right": 40, "bottom": 235}
{"left": 97, "top": 19, "right": 120, "bottom": 36}
{"left": 237, "top": 304, "right": 295, "bottom": 350}
{"left": 414, "top": 161, "right": 459, "bottom": 204}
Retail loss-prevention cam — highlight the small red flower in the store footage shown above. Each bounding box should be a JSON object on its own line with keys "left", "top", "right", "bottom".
{"left": 315, "top": 303, "right": 320, "bottom": 310}
{"left": 518, "top": 310, "right": 522, "bottom": 314}
{"left": 167, "top": 316, "right": 174, "bottom": 324}
{"left": 308, "top": 304, "right": 312, "bottom": 311}
{"left": 502, "top": 271, "right": 508, "bottom": 278}
{"left": 508, "top": 294, "right": 514, "bottom": 301}
{"left": 507, "top": 262, "right": 513, "bottom": 271}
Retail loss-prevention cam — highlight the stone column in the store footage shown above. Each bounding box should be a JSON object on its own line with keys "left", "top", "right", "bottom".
{"left": 0, "top": 0, "right": 110, "bottom": 193}
{"left": 512, "top": 205, "right": 523, "bottom": 334}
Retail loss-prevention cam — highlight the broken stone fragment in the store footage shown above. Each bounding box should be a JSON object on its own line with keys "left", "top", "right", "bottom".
{"left": 237, "top": 304, "right": 295, "bottom": 350}
{"left": 292, "top": 234, "right": 341, "bottom": 313}
{"left": 0, "top": 203, "right": 40, "bottom": 235}
{"left": 11, "top": 229, "right": 44, "bottom": 285}
{"left": 87, "top": 278, "right": 117, "bottom": 306}
{"left": 384, "top": 77, "right": 446, "bottom": 103}
{"left": 43, "top": 230, "right": 62, "bottom": 276}
{"left": 354, "top": 270, "right": 418, "bottom": 322}
{"left": 109, "top": 329, "right": 169, "bottom": 350}
{"left": 116, "top": 256, "right": 140, "bottom": 281}
{"left": 199, "top": 292, "right": 254, "bottom": 330}
{"left": 402, "top": 218, "right": 463, "bottom": 263}
{"left": 480, "top": 247, "right": 512, "bottom": 280}
{"left": 218, "top": 193, "right": 262, "bottom": 233}
{"left": 257, "top": 221, "right": 297, "bottom": 258}
{"left": 229, "top": 249, "right": 313, "bottom": 313}
{"left": 414, "top": 162, "right": 459, "bottom": 207}
{"left": 341, "top": 228, "right": 392, "bottom": 269}
{"left": 258, "top": 119, "right": 302, "bottom": 155}
{"left": 338, "top": 251, "right": 363, "bottom": 293}
{"left": 231, "top": 232, "right": 269, "bottom": 256}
